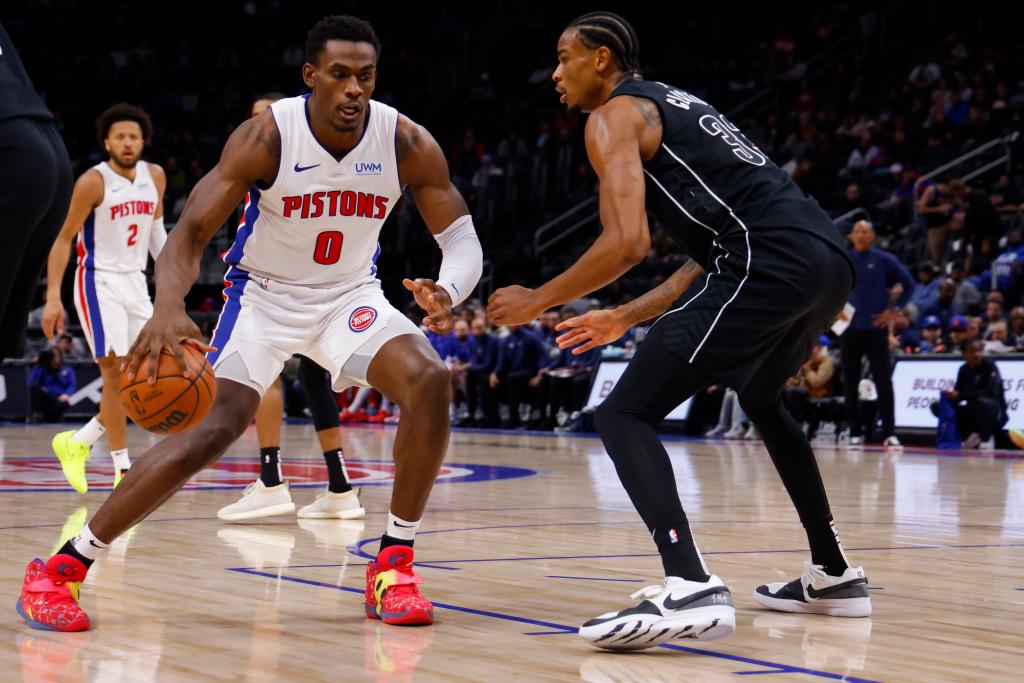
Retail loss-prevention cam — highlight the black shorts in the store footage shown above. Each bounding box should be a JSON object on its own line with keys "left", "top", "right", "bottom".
{"left": 0, "top": 117, "right": 72, "bottom": 358}
{"left": 653, "top": 228, "right": 852, "bottom": 392}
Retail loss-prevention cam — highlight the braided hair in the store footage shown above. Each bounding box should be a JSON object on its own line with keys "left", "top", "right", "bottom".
{"left": 566, "top": 11, "right": 642, "bottom": 78}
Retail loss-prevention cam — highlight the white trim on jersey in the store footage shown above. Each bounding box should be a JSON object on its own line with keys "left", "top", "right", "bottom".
{"left": 642, "top": 168, "right": 718, "bottom": 236}
{"left": 651, "top": 143, "right": 752, "bottom": 364}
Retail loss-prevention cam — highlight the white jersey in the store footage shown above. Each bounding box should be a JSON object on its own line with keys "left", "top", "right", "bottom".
{"left": 77, "top": 161, "right": 161, "bottom": 273}
{"left": 223, "top": 94, "right": 402, "bottom": 288}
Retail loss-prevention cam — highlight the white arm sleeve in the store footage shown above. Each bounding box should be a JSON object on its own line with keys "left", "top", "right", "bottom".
{"left": 433, "top": 214, "right": 483, "bottom": 307}
{"left": 148, "top": 217, "right": 167, "bottom": 261}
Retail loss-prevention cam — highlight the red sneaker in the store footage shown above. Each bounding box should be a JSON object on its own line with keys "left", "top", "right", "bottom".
{"left": 364, "top": 546, "right": 433, "bottom": 625}
{"left": 16, "top": 556, "right": 91, "bottom": 632}
{"left": 367, "top": 410, "right": 392, "bottom": 424}
{"left": 340, "top": 409, "right": 370, "bottom": 424}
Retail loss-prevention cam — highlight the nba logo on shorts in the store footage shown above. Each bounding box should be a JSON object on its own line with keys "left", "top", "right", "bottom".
{"left": 349, "top": 306, "right": 377, "bottom": 332}
{"left": 669, "top": 528, "right": 679, "bottom": 544}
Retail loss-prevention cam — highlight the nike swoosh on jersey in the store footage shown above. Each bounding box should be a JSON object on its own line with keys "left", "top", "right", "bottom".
{"left": 294, "top": 162, "right": 320, "bottom": 173}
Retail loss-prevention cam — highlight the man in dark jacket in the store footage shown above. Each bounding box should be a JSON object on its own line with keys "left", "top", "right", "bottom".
{"left": 944, "top": 340, "right": 1006, "bottom": 450}
{"left": 842, "top": 220, "right": 915, "bottom": 448}
{"left": 462, "top": 318, "right": 499, "bottom": 426}
{"left": 490, "top": 324, "right": 546, "bottom": 428}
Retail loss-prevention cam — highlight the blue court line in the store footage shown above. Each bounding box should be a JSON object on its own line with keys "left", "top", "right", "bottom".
{"left": 545, "top": 575, "right": 644, "bottom": 583}
{"left": 228, "top": 566, "right": 880, "bottom": 683}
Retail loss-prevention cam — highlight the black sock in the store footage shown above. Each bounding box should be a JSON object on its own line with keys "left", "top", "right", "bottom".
{"left": 379, "top": 534, "right": 413, "bottom": 553}
{"left": 805, "top": 515, "right": 850, "bottom": 576}
{"left": 653, "top": 521, "right": 711, "bottom": 582}
{"left": 323, "top": 448, "right": 352, "bottom": 493}
{"left": 57, "top": 540, "right": 95, "bottom": 568}
{"left": 260, "top": 447, "right": 282, "bottom": 487}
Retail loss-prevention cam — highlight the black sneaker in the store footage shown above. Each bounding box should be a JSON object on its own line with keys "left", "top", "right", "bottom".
{"left": 753, "top": 562, "right": 871, "bottom": 617}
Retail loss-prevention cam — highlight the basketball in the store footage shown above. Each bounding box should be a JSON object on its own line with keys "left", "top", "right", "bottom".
{"left": 118, "top": 345, "right": 216, "bottom": 435}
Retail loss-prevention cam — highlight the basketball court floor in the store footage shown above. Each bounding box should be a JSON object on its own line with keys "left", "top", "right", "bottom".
{"left": 0, "top": 421, "right": 1021, "bottom": 682}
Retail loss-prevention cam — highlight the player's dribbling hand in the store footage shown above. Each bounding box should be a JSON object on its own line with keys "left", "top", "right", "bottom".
{"left": 487, "top": 285, "right": 540, "bottom": 326}
{"left": 403, "top": 278, "right": 454, "bottom": 333}
{"left": 40, "top": 299, "right": 65, "bottom": 342}
{"left": 556, "top": 309, "right": 629, "bottom": 355}
{"left": 121, "top": 307, "right": 216, "bottom": 384}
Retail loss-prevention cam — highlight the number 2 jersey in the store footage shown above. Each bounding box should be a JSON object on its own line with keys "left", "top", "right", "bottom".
{"left": 78, "top": 160, "right": 161, "bottom": 273}
{"left": 224, "top": 94, "right": 402, "bottom": 289}
{"left": 609, "top": 79, "right": 851, "bottom": 272}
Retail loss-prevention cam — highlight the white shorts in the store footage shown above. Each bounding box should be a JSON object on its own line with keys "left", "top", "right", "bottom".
{"left": 73, "top": 268, "right": 153, "bottom": 359}
{"left": 207, "top": 269, "right": 424, "bottom": 396}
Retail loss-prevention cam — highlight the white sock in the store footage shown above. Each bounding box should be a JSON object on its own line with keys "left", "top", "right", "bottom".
{"left": 70, "top": 524, "right": 108, "bottom": 561}
{"left": 111, "top": 448, "right": 131, "bottom": 471}
{"left": 72, "top": 417, "right": 105, "bottom": 446}
{"left": 385, "top": 511, "right": 420, "bottom": 542}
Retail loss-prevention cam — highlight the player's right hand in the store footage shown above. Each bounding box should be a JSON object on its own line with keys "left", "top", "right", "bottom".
{"left": 556, "top": 308, "right": 630, "bottom": 355}
{"left": 40, "top": 299, "right": 65, "bottom": 341}
{"left": 122, "top": 306, "right": 216, "bottom": 384}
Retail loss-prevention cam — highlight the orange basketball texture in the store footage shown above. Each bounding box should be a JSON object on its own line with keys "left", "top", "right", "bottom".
{"left": 118, "top": 346, "right": 216, "bottom": 434}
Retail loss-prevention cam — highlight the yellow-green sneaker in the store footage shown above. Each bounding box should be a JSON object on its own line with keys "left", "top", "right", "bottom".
{"left": 113, "top": 468, "right": 129, "bottom": 488}
{"left": 51, "top": 431, "right": 90, "bottom": 494}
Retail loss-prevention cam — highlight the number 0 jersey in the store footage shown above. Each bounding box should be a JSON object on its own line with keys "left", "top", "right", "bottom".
{"left": 77, "top": 160, "right": 160, "bottom": 274}
{"left": 224, "top": 94, "right": 402, "bottom": 289}
{"left": 609, "top": 79, "right": 850, "bottom": 272}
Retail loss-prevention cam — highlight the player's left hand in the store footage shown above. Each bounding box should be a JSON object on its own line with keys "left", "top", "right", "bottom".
{"left": 488, "top": 285, "right": 541, "bottom": 326}
{"left": 556, "top": 308, "right": 629, "bottom": 355}
{"left": 404, "top": 278, "right": 454, "bottom": 333}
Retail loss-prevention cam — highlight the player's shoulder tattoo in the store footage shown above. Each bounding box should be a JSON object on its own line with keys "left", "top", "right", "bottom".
{"left": 395, "top": 120, "right": 421, "bottom": 164}
{"left": 629, "top": 97, "right": 662, "bottom": 130}
{"left": 256, "top": 122, "right": 281, "bottom": 159}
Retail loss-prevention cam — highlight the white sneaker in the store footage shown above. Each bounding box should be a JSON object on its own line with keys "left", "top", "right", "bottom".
{"left": 884, "top": 435, "right": 902, "bottom": 451}
{"left": 961, "top": 432, "right": 981, "bottom": 449}
{"left": 297, "top": 488, "right": 365, "bottom": 519}
{"left": 978, "top": 437, "right": 995, "bottom": 451}
{"left": 848, "top": 436, "right": 864, "bottom": 447}
{"left": 724, "top": 426, "right": 746, "bottom": 440}
{"left": 579, "top": 575, "right": 735, "bottom": 650}
{"left": 753, "top": 561, "right": 871, "bottom": 617}
{"left": 217, "top": 480, "right": 296, "bottom": 522}
{"left": 743, "top": 425, "right": 760, "bottom": 441}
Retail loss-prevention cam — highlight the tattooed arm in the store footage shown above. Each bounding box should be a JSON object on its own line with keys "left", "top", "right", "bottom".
{"left": 555, "top": 260, "right": 705, "bottom": 355}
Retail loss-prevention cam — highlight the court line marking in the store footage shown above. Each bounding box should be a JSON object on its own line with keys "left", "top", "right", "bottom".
{"left": 228, "top": 567, "right": 881, "bottom": 683}
{"left": 545, "top": 575, "right": 644, "bottom": 583}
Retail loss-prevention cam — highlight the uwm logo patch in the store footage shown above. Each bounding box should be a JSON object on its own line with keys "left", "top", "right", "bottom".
{"left": 349, "top": 306, "right": 377, "bottom": 332}
{"left": 355, "top": 161, "right": 382, "bottom": 175}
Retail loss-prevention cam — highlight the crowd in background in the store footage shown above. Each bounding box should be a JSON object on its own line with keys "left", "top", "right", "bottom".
{"left": 4, "top": 1, "right": 1024, "bottom": 435}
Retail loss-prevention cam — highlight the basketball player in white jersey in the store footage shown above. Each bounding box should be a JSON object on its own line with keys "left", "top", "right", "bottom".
{"left": 18, "top": 16, "right": 482, "bottom": 632}
{"left": 41, "top": 104, "right": 166, "bottom": 494}
{"left": 218, "top": 92, "right": 364, "bottom": 523}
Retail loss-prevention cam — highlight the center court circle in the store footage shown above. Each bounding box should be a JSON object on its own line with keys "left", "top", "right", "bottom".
{"left": 0, "top": 457, "right": 536, "bottom": 492}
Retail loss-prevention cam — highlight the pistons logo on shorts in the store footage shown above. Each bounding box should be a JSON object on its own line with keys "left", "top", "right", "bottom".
{"left": 349, "top": 306, "right": 378, "bottom": 332}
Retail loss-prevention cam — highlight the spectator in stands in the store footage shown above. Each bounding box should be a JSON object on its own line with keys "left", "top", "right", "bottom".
{"left": 984, "top": 299, "right": 1007, "bottom": 330}
{"left": 915, "top": 315, "right": 949, "bottom": 353}
{"left": 542, "top": 344, "right": 599, "bottom": 430}
{"left": 846, "top": 133, "right": 882, "bottom": 171}
{"left": 490, "top": 324, "right": 546, "bottom": 428}
{"left": 942, "top": 339, "right": 1006, "bottom": 450}
{"left": 843, "top": 220, "right": 915, "bottom": 448}
{"left": 29, "top": 347, "right": 76, "bottom": 423}
{"left": 55, "top": 332, "right": 86, "bottom": 360}
{"left": 984, "top": 320, "right": 1014, "bottom": 353}
{"left": 1010, "top": 306, "right": 1024, "bottom": 349}
{"left": 782, "top": 338, "right": 835, "bottom": 439}
{"left": 922, "top": 278, "right": 963, "bottom": 328}
{"left": 909, "top": 261, "right": 941, "bottom": 322}
{"left": 448, "top": 320, "right": 474, "bottom": 420}
{"left": 971, "top": 229, "right": 1024, "bottom": 297}
{"left": 946, "top": 315, "right": 973, "bottom": 352}
{"left": 918, "top": 178, "right": 970, "bottom": 265}
{"left": 536, "top": 310, "right": 561, "bottom": 347}
{"left": 462, "top": 318, "right": 499, "bottom": 427}
{"left": 876, "top": 164, "right": 919, "bottom": 229}
{"left": 990, "top": 174, "right": 1024, "bottom": 216}
{"left": 948, "top": 260, "right": 983, "bottom": 314}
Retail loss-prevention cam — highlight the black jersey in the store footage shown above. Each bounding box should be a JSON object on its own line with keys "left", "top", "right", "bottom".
{"left": 610, "top": 79, "right": 848, "bottom": 270}
{"left": 0, "top": 23, "right": 53, "bottom": 123}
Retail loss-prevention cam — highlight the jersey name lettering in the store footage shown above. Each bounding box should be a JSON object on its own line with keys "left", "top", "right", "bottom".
{"left": 281, "top": 191, "right": 390, "bottom": 220}
{"left": 110, "top": 200, "right": 156, "bottom": 220}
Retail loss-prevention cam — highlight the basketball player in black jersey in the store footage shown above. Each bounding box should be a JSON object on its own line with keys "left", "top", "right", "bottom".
{"left": 0, "top": 22, "right": 73, "bottom": 359}
{"left": 489, "top": 12, "right": 871, "bottom": 650}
